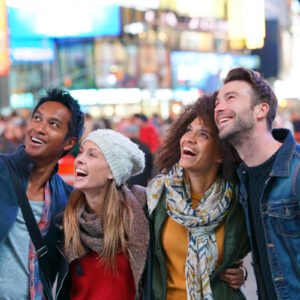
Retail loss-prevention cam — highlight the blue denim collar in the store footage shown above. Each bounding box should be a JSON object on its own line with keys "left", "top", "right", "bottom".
{"left": 270, "top": 128, "right": 296, "bottom": 177}
{"left": 237, "top": 128, "right": 296, "bottom": 179}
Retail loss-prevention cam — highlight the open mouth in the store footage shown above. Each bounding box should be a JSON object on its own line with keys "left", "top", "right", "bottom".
{"left": 182, "top": 147, "right": 196, "bottom": 157}
{"left": 216, "top": 113, "right": 234, "bottom": 126}
{"left": 219, "top": 116, "right": 233, "bottom": 125}
{"left": 31, "top": 136, "right": 44, "bottom": 144}
{"left": 75, "top": 168, "right": 88, "bottom": 178}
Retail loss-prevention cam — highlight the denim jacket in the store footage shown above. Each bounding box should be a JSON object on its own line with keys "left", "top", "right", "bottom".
{"left": 237, "top": 129, "right": 300, "bottom": 300}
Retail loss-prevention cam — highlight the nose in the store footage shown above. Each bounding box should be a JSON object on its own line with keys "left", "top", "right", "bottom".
{"left": 34, "top": 120, "right": 47, "bottom": 134}
{"left": 214, "top": 99, "right": 225, "bottom": 113}
{"left": 75, "top": 153, "right": 84, "bottom": 165}
{"left": 185, "top": 131, "right": 197, "bottom": 144}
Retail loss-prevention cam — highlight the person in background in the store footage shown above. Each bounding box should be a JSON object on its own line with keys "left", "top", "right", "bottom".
{"left": 0, "top": 130, "right": 16, "bottom": 154}
{"left": 121, "top": 124, "right": 153, "bottom": 187}
{"left": 146, "top": 94, "right": 249, "bottom": 300}
{"left": 133, "top": 113, "right": 161, "bottom": 154}
{"left": 63, "top": 129, "right": 149, "bottom": 300}
{"left": 214, "top": 67, "right": 300, "bottom": 300}
{"left": 159, "top": 117, "right": 175, "bottom": 143}
{"left": 0, "top": 88, "right": 84, "bottom": 299}
{"left": 0, "top": 116, "right": 27, "bottom": 154}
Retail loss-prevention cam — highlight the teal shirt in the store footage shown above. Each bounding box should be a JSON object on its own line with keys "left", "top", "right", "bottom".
{"left": 0, "top": 201, "right": 44, "bottom": 299}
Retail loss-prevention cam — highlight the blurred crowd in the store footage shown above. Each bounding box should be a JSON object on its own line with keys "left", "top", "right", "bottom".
{"left": 1, "top": 107, "right": 300, "bottom": 186}
{"left": 0, "top": 108, "right": 176, "bottom": 186}
{"left": 0, "top": 111, "right": 27, "bottom": 154}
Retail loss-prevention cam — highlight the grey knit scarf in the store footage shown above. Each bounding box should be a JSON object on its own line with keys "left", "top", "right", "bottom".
{"left": 65, "top": 185, "right": 149, "bottom": 290}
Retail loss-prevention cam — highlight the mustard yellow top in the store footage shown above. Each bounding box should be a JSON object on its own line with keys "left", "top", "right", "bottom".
{"left": 161, "top": 193, "right": 225, "bottom": 300}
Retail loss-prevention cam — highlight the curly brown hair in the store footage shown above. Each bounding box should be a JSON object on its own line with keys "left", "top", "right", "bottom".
{"left": 155, "top": 93, "right": 241, "bottom": 183}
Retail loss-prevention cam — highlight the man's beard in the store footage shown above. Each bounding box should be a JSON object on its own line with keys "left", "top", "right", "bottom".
{"left": 219, "top": 113, "right": 255, "bottom": 147}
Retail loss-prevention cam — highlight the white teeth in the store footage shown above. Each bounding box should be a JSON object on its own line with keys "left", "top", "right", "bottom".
{"left": 183, "top": 146, "right": 195, "bottom": 154}
{"left": 219, "top": 117, "right": 230, "bottom": 124}
{"left": 76, "top": 168, "right": 88, "bottom": 175}
{"left": 32, "top": 137, "right": 43, "bottom": 144}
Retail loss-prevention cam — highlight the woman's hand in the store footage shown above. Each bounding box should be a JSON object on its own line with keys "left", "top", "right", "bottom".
{"left": 219, "top": 260, "right": 247, "bottom": 289}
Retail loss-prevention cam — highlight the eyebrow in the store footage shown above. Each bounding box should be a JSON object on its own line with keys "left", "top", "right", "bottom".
{"left": 216, "top": 91, "right": 238, "bottom": 102}
{"left": 188, "top": 124, "right": 212, "bottom": 135}
{"left": 33, "top": 110, "right": 63, "bottom": 124}
{"left": 32, "top": 110, "right": 41, "bottom": 116}
{"left": 198, "top": 128, "right": 212, "bottom": 135}
{"left": 49, "top": 117, "right": 63, "bottom": 125}
{"left": 224, "top": 91, "right": 239, "bottom": 97}
{"left": 82, "top": 145, "right": 100, "bottom": 153}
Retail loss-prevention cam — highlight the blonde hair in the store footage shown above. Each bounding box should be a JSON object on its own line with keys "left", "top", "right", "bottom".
{"left": 64, "top": 181, "right": 132, "bottom": 267}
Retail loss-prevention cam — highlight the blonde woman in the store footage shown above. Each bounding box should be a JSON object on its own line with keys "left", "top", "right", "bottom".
{"left": 63, "top": 129, "right": 149, "bottom": 300}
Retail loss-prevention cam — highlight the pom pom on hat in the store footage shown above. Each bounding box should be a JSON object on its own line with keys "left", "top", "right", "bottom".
{"left": 83, "top": 129, "right": 145, "bottom": 187}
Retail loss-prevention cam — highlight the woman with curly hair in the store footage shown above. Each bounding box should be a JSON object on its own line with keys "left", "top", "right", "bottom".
{"left": 146, "top": 93, "right": 250, "bottom": 300}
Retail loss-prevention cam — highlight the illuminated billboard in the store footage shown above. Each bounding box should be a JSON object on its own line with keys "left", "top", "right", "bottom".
{"left": 7, "top": 0, "right": 121, "bottom": 38}
{"left": 171, "top": 51, "right": 260, "bottom": 93}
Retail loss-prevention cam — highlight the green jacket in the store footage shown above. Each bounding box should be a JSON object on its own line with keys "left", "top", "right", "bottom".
{"left": 149, "top": 190, "right": 250, "bottom": 300}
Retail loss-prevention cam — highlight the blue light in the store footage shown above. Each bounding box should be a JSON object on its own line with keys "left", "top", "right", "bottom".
{"left": 8, "top": 2, "right": 121, "bottom": 38}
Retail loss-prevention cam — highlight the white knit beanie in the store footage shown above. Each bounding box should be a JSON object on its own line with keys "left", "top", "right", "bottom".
{"left": 83, "top": 129, "right": 145, "bottom": 187}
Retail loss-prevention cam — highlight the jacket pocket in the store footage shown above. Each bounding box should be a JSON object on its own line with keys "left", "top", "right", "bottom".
{"left": 268, "top": 200, "right": 300, "bottom": 273}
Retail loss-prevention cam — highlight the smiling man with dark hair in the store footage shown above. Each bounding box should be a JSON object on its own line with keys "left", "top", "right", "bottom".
{"left": 0, "top": 88, "right": 84, "bottom": 299}
{"left": 215, "top": 67, "right": 300, "bottom": 300}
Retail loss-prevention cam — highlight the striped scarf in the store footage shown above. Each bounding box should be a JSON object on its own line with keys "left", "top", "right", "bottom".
{"left": 29, "top": 181, "right": 52, "bottom": 300}
{"left": 147, "top": 164, "right": 233, "bottom": 300}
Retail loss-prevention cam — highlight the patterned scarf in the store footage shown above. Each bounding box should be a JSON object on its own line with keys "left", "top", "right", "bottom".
{"left": 29, "top": 181, "right": 52, "bottom": 300}
{"left": 147, "top": 164, "right": 233, "bottom": 300}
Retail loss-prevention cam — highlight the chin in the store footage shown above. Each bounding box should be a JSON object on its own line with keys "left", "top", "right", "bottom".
{"left": 178, "top": 161, "right": 191, "bottom": 171}
{"left": 219, "top": 128, "right": 232, "bottom": 140}
{"left": 24, "top": 149, "right": 40, "bottom": 161}
{"left": 73, "top": 182, "right": 84, "bottom": 190}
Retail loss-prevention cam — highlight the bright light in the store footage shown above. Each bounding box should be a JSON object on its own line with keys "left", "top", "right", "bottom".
{"left": 172, "top": 103, "right": 182, "bottom": 115}
{"left": 228, "top": 0, "right": 265, "bottom": 50}
{"left": 160, "top": 100, "right": 169, "bottom": 119}
{"left": 70, "top": 88, "right": 142, "bottom": 105}
{"left": 145, "top": 10, "right": 155, "bottom": 22}
{"left": 279, "top": 99, "right": 288, "bottom": 108}
{"left": 107, "top": 74, "right": 117, "bottom": 85}
{"left": 274, "top": 79, "right": 300, "bottom": 100}
{"left": 103, "top": 105, "right": 114, "bottom": 117}
{"left": 123, "top": 22, "right": 145, "bottom": 35}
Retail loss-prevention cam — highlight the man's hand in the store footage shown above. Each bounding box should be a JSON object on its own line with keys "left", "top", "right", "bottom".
{"left": 219, "top": 260, "right": 246, "bottom": 289}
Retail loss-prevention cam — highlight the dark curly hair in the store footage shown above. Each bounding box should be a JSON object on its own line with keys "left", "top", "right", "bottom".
{"left": 33, "top": 88, "right": 84, "bottom": 141}
{"left": 224, "top": 67, "right": 278, "bottom": 130}
{"left": 155, "top": 93, "right": 241, "bottom": 183}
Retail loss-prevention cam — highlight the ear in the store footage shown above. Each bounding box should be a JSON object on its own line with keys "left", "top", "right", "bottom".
{"left": 254, "top": 103, "right": 269, "bottom": 119}
{"left": 216, "top": 148, "right": 223, "bottom": 164}
{"left": 107, "top": 169, "right": 114, "bottom": 180}
{"left": 63, "top": 137, "right": 77, "bottom": 152}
